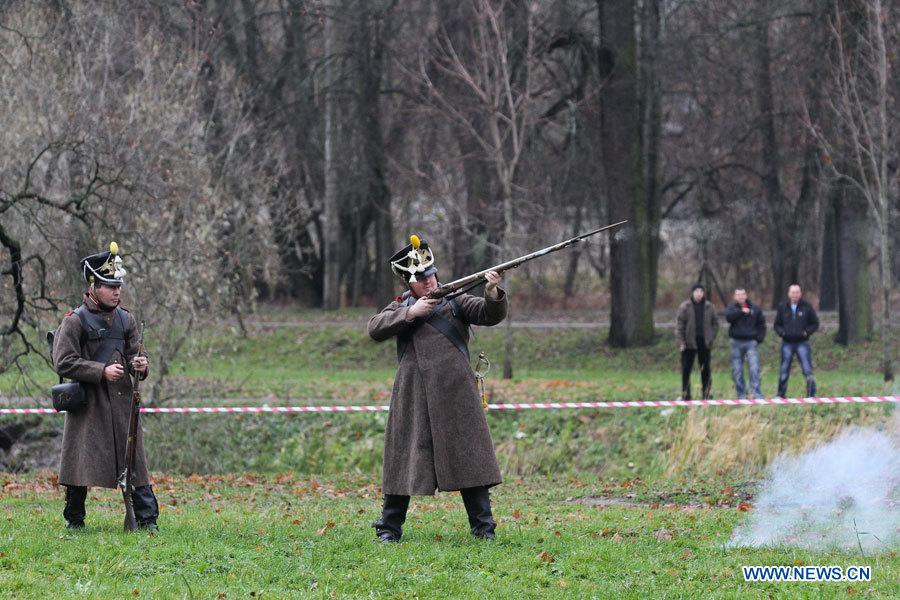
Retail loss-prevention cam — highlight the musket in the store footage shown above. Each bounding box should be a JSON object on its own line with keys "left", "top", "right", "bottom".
{"left": 425, "top": 220, "right": 627, "bottom": 300}
{"left": 119, "top": 321, "right": 144, "bottom": 532}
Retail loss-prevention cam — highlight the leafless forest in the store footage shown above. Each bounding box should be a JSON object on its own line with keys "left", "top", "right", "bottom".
{"left": 0, "top": 0, "right": 896, "bottom": 379}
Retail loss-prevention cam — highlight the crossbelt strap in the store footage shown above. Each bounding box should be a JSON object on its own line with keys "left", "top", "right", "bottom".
{"left": 396, "top": 297, "right": 468, "bottom": 362}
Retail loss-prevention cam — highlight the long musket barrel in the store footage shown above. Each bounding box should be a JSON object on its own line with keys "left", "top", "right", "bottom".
{"left": 120, "top": 321, "right": 145, "bottom": 532}
{"left": 426, "top": 220, "right": 627, "bottom": 300}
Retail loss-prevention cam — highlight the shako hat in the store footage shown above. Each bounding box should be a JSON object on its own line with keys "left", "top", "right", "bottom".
{"left": 390, "top": 235, "right": 437, "bottom": 283}
{"left": 81, "top": 241, "right": 127, "bottom": 287}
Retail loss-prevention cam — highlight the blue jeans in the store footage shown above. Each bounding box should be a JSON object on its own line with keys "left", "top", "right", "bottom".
{"left": 730, "top": 339, "right": 762, "bottom": 399}
{"left": 778, "top": 341, "right": 815, "bottom": 397}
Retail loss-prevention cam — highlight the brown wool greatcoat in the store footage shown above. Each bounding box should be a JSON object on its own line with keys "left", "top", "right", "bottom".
{"left": 53, "top": 296, "right": 151, "bottom": 489}
{"left": 368, "top": 289, "right": 508, "bottom": 496}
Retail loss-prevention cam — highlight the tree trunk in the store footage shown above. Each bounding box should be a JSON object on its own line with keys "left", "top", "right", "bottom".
{"left": 563, "top": 205, "right": 584, "bottom": 298}
{"left": 877, "top": 214, "right": 893, "bottom": 380}
{"left": 501, "top": 181, "right": 515, "bottom": 379}
{"left": 833, "top": 183, "right": 872, "bottom": 345}
{"left": 870, "top": 0, "right": 893, "bottom": 381}
{"left": 753, "top": 2, "right": 790, "bottom": 308}
{"left": 819, "top": 200, "right": 838, "bottom": 310}
{"left": 600, "top": 0, "right": 658, "bottom": 347}
{"left": 322, "top": 0, "right": 342, "bottom": 309}
{"left": 356, "top": 1, "right": 395, "bottom": 304}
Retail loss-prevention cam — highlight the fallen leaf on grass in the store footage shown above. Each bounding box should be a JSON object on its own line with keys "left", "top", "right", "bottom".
{"left": 511, "top": 509, "right": 522, "bottom": 520}
{"left": 681, "top": 549, "right": 693, "bottom": 560}
{"left": 291, "top": 519, "right": 302, "bottom": 525}
{"left": 317, "top": 521, "right": 336, "bottom": 536}
{"left": 611, "top": 533, "right": 623, "bottom": 543}
{"left": 538, "top": 551, "right": 555, "bottom": 563}
{"left": 655, "top": 528, "right": 673, "bottom": 541}
{"left": 132, "top": 589, "right": 139, "bottom": 597}
{"left": 737, "top": 502, "right": 752, "bottom": 512}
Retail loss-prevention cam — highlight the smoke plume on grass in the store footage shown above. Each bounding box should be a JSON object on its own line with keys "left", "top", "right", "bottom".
{"left": 727, "top": 416, "right": 899, "bottom": 553}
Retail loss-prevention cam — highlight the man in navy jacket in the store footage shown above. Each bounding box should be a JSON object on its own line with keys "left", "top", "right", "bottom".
{"left": 773, "top": 284, "right": 820, "bottom": 397}
{"left": 725, "top": 288, "right": 766, "bottom": 399}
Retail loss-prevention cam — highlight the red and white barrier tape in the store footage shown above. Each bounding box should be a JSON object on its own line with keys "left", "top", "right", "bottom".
{"left": 0, "top": 396, "right": 895, "bottom": 415}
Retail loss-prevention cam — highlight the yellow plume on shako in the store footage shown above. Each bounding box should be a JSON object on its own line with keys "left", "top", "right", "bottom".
{"left": 109, "top": 241, "right": 119, "bottom": 255}
{"left": 409, "top": 234, "right": 421, "bottom": 249}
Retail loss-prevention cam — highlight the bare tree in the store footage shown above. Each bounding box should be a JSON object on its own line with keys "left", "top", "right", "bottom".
{"left": 418, "top": 0, "right": 543, "bottom": 377}
{"left": 807, "top": 0, "right": 896, "bottom": 380}
{"left": 0, "top": 2, "right": 278, "bottom": 399}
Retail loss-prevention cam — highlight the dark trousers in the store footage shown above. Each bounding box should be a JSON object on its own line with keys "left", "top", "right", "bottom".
{"left": 373, "top": 486, "right": 496, "bottom": 539}
{"left": 681, "top": 339, "right": 712, "bottom": 400}
{"left": 777, "top": 341, "right": 815, "bottom": 397}
{"left": 64, "top": 485, "right": 159, "bottom": 526}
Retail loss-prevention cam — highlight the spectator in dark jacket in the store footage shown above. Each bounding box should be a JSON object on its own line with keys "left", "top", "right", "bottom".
{"left": 773, "top": 284, "right": 820, "bottom": 397}
{"left": 725, "top": 288, "right": 766, "bottom": 399}
{"left": 676, "top": 283, "right": 719, "bottom": 400}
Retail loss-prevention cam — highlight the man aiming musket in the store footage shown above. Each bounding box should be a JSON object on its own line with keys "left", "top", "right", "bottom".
{"left": 367, "top": 222, "right": 624, "bottom": 542}
{"left": 52, "top": 242, "right": 159, "bottom": 531}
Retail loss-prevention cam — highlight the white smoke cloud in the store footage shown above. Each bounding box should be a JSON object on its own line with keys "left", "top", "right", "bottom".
{"left": 727, "top": 414, "right": 899, "bottom": 553}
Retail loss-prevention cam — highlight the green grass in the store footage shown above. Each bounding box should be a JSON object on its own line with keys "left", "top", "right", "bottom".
{"left": 2, "top": 321, "right": 893, "bottom": 401}
{"left": 1, "top": 319, "right": 895, "bottom": 480}
{"left": 2, "top": 311, "right": 896, "bottom": 596}
{"left": 0, "top": 472, "right": 896, "bottom": 599}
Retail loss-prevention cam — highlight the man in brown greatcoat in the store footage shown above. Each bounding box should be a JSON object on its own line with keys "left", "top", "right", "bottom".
{"left": 675, "top": 283, "right": 719, "bottom": 400}
{"left": 367, "top": 235, "right": 507, "bottom": 542}
{"left": 52, "top": 242, "right": 158, "bottom": 530}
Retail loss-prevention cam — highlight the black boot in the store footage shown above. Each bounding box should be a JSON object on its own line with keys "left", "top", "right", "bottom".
{"left": 806, "top": 377, "right": 816, "bottom": 398}
{"left": 63, "top": 485, "right": 87, "bottom": 529}
{"left": 133, "top": 485, "right": 160, "bottom": 531}
{"left": 460, "top": 486, "right": 496, "bottom": 540}
{"left": 372, "top": 494, "right": 409, "bottom": 543}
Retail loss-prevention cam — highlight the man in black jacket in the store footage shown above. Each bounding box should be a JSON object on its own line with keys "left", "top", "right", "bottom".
{"left": 725, "top": 288, "right": 766, "bottom": 399}
{"left": 773, "top": 284, "right": 820, "bottom": 397}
